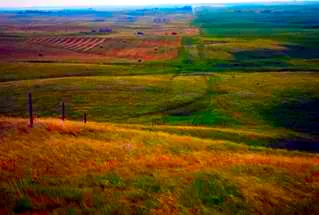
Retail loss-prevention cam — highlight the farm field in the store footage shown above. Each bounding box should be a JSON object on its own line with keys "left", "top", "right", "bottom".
{"left": 0, "top": 3, "right": 319, "bottom": 214}
{"left": 0, "top": 8, "right": 196, "bottom": 63}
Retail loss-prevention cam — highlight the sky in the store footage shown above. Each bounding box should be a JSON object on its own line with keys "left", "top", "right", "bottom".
{"left": 0, "top": 0, "right": 299, "bottom": 8}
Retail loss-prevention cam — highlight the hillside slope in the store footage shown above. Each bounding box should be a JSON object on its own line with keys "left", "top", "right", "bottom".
{"left": 0, "top": 117, "right": 318, "bottom": 214}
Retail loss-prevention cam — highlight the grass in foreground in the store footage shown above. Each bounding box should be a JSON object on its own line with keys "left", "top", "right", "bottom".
{"left": 0, "top": 117, "right": 319, "bottom": 214}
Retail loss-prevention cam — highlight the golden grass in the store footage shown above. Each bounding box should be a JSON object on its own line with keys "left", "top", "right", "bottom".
{"left": 1, "top": 117, "right": 318, "bottom": 177}
{"left": 1, "top": 117, "right": 318, "bottom": 214}
{"left": 214, "top": 72, "right": 319, "bottom": 93}
{"left": 204, "top": 47, "right": 233, "bottom": 60}
{"left": 201, "top": 38, "right": 285, "bottom": 51}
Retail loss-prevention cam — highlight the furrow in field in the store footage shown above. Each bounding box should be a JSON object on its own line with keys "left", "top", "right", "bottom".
{"left": 82, "top": 38, "right": 106, "bottom": 52}
{"left": 42, "top": 37, "right": 56, "bottom": 45}
{"left": 50, "top": 37, "right": 66, "bottom": 46}
{"left": 72, "top": 38, "right": 100, "bottom": 51}
{"left": 50, "top": 39, "right": 66, "bottom": 47}
{"left": 63, "top": 37, "right": 76, "bottom": 45}
{"left": 45, "top": 37, "right": 61, "bottom": 44}
{"left": 54, "top": 38, "right": 73, "bottom": 47}
{"left": 39, "top": 37, "right": 52, "bottom": 43}
{"left": 63, "top": 38, "right": 86, "bottom": 49}
{"left": 68, "top": 38, "right": 94, "bottom": 50}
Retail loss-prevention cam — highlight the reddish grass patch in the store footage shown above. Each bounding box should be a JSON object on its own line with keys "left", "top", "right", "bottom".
{"left": 28, "top": 37, "right": 106, "bottom": 53}
{"left": 5, "top": 36, "right": 180, "bottom": 62}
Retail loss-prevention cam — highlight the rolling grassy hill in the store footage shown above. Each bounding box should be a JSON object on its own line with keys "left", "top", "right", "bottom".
{"left": 0, "top": 71, "right": 318, "bottom": 152}
{"left": 0, "top": 117, "right": 318, "bottom": 214}
{"left": 1, "top": 3, "right": 319, "bottom": 214}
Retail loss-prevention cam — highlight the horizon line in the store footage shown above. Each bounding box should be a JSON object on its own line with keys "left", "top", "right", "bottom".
{"left": 0, "top": 0, "right": 312, "bottom": 10}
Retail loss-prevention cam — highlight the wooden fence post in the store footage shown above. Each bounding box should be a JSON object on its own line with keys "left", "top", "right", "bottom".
{"left": 84, "top": 112, "right": 87, "bottom": 124}
{"left": 62, "top": 101, "right": 65, "bottom": 121}
{"left": 28, "top": 93, "right": 33, "bottom": 128}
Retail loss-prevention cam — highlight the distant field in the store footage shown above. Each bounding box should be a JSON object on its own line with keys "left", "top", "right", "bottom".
{"left": 174, "top": 4, "right": 319, "bottom": 72}
{"left": 0, "top": 9, "right": 197, "bottom": 63}
{"left": 0, "top": 35, "right": 181, "bottom": 63}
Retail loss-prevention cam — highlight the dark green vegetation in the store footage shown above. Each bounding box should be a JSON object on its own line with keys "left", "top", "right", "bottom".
{"left": 177, "top": 3, "right": 319, "bottom": 72}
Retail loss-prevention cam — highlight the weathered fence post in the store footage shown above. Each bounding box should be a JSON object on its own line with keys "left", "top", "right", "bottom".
{"left": 84, "top": 112, "right": 87, "bottom": 124}
{"left": 28, "top": 93, "right": 33, "bottom": 128}
{"left": 61, "top": 101, "right": 65, "bottom": 121}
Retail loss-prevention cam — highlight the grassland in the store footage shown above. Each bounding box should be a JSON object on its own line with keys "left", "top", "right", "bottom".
{"left": 0, "top": 3, "right": 319, "bottom": 214}
{"left": 1, "top": 118, "right": 318, "bottom": 214}
{"left": 173, "top": 4, "right": 319, "bottom": 73}
{"left": 0, "top": 71, "right": 317, "bottom": 151}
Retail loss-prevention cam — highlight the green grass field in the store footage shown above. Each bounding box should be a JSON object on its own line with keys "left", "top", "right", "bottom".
{"left": 0, "top": 3, "right": 319, "bottom": 214}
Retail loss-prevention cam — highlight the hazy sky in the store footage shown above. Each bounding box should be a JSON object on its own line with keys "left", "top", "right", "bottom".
{"left": 0, "top": 0, "right": 296, "bottom": 8}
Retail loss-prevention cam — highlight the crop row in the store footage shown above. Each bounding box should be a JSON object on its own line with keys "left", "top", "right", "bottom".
{"left": 28, "top": 37, "right": 106, "bottom": 53}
